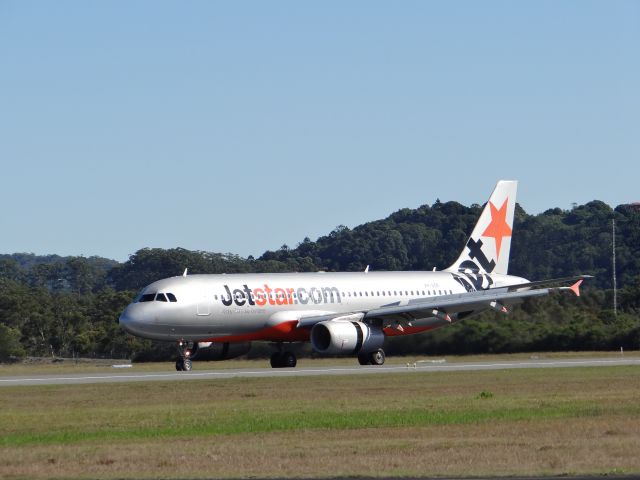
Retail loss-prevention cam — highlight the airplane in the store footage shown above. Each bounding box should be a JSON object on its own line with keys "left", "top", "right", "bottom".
{"left": 119, "top": 180, "right": 589, "bottom": 371}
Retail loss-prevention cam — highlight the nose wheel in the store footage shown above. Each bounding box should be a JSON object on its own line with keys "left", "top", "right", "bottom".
{"left": 175, "top": 357, "right": 192, "bottom": 371}
{"left": 175, "top": 340, "right": 194, "bottom": 371}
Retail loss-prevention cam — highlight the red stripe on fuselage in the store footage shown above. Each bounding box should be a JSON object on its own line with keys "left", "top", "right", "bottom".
{"left": 383, "top": 325, "right": 435, "bottom": 337}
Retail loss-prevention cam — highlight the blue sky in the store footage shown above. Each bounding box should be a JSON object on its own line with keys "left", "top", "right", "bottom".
{"left": 1, "top": 1, "right": 638, "bottom": 261}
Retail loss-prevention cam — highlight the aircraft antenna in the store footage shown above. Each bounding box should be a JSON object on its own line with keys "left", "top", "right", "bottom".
{"left": 183, "top": 268, "right": 188, "bottom": 277}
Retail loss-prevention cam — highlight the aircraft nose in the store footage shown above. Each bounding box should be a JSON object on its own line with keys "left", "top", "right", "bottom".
{"left": 118, "top": 307, "right": 133, "bottom": 332}
{"left": 119, "top": 305, "right": 142, "bottom": 335}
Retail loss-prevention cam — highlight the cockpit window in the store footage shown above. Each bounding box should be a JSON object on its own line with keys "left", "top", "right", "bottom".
{"left": 136, "top": 291, "right": 177, "bottom": 303}
{"left": 139, "top": 293, "right": 156, "bottom": 302}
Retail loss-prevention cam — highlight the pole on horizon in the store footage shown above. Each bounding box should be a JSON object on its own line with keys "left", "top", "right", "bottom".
{"left": 613, "top": 218, "right": 617, "bottom": 318}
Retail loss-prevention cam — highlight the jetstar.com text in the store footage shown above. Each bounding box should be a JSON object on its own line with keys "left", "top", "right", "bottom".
{"left": 221, "top": 284, "right": 341, "bottom": 307}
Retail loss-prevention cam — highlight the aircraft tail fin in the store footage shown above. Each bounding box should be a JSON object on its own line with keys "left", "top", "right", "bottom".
{"left": 445, "top": 180, "right": 518, "bottom": 276}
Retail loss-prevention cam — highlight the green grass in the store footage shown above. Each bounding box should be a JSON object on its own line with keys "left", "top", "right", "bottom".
{"left": 1, "top": 401, "right": 623, "bottom": 448}
{"left": 1, "top": 366, "right": 638, "bottom": 447}
{"left": 1, "top": 364, "right": 639, "bottom": 478}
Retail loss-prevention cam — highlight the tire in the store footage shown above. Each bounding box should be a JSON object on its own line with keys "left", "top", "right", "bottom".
{"left": 369, "top": 349, "right": 385, "bottom": 366}
{"left": 183, "top": 358, "right": 192, "bottom": 371}
{"left": 357, "top": 353, "right": 371, "bottom": 365}
{"left": 175, "top": 359, "right": 184, "bottom": 371}
{"left": 282, "top": 352, "right": 297, "bottom": 368}
{"left": 270, "top": 352, "right": 283, "bottom": 368}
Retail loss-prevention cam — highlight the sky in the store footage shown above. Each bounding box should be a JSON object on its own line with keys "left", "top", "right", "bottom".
{"left": 1, "top": 1, "right": 638, "bottom": 262}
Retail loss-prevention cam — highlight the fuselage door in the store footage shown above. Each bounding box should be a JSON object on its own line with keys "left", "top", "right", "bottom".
{"left": 196, "top": 291, "right": 211, "bottom": 316}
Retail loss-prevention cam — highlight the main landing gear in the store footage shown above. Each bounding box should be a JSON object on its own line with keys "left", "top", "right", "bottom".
{"left": 175, "top": 340, "right": 194, "bottom": 371}
{"left": 357, "top": 348, "right": 386, "bottom": 366}
{"left": 270, "top": 344, "right": 297, "bottom": 368}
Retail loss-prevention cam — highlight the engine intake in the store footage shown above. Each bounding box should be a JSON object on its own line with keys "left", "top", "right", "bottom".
{"left": 310, "top": 321, "right": 384, "bottom": 355}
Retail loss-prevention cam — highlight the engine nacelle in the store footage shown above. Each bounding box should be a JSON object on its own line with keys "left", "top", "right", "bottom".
{"left": 310, "top": 321, "right": 384, "bottom": 355}
{"left": 190, "top": 342, "right": 251, "bottom": 361}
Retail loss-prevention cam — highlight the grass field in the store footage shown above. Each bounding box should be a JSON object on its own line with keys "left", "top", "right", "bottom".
{"left": 1, "top": 361, "right": 639, "bottom": 479}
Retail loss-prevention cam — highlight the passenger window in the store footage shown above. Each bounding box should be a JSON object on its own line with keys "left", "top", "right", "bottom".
{"left": 156, "top": 293, "right": 168, "bottom": 302}
{"left": 140, "top": 293, "right": 156, "bottom": 302}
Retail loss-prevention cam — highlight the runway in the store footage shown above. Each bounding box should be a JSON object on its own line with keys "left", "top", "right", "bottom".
{"left": 1, "top": 357, "right": 639, "bottom": 387}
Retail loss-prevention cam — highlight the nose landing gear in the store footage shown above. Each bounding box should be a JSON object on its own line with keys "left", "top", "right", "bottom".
{"left": 175, "top": 340, "right": 194, "bottom": 371}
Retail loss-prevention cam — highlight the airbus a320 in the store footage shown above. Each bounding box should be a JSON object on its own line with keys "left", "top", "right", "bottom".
{"left": 119, "top": 180, "right": 589, "bottom": 371}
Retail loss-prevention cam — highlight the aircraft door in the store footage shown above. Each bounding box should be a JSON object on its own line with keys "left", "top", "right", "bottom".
{"left": 196, "top": 291, "right": 211, "bottom": 316}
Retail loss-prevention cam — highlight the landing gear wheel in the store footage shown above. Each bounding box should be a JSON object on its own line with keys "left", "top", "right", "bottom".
{"left": 270, "top": 351, "right": 297, "bottom": 368}
{"left": 369, "top": 348, "right": 385, "bottom": 366}
{"left": 282, "top": 351, "right": 297, "bottom": 368}
{"left": 183, "top": 358, "right": 191, "bottom": 372}
{"left": 175, "top": 340, "right": 195, "bottom": 372}
{"left": 182, "top": 358, "right": 192, "bottom": 371}
{"left": 358, "top": 353, "right": 371, "bottom": 365}
{"left": 270, "top": 352, "right": 282, "bottom": 368}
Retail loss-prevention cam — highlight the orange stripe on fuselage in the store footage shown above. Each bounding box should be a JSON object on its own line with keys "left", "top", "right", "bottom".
{"left": 202, "top": 320, "right": 310, "bottom": 343}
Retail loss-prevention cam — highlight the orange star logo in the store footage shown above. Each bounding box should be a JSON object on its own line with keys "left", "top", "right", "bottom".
{"left": 482, "top": 199, "right": 512, "bottom": 259}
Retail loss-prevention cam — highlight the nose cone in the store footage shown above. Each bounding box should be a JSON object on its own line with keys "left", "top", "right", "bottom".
{"left": 119, "top": 304, "right": 152, "bottom": 338}
{"left": 118, "top": 305, "right": 136, "bottom": 334}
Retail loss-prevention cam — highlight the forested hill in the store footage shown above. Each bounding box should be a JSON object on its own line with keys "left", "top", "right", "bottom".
{"left": 0, "top": 254, "right": 117, "bottom": 292}
{"left": 110, "top": 199, "right": 638, "bottom": 291}
{"left": 1, "top": 199, "right": 639, "bottom": 361}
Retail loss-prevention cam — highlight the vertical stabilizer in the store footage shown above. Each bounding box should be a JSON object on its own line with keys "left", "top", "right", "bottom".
{"left": 446, "top": 180, "right": 518, "bottom": 275}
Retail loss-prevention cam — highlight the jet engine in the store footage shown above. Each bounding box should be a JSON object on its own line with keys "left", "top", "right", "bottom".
{"left": 190, "top": 342, "right": 251, "bottom": 361}
{"left": 310, "top": 321, "right": 384, "bottom": 355}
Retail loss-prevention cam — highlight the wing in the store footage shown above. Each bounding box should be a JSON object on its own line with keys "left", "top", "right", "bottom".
{"left": 296, "top": 275, "right": 591, "bottom": 330}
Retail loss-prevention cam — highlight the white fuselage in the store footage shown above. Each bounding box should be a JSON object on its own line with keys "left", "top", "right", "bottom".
{"left": 119, "top": 270, "right": 526, "bottom": 342}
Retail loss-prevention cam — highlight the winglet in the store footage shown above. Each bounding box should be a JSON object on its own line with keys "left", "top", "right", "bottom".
{"left": 569, "top": 279, "right": 583, "bottom": 297}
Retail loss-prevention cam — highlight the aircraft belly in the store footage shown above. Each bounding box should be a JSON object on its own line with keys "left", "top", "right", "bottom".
{"left": 149, "top": 308, "right": 263, "bottom": 341}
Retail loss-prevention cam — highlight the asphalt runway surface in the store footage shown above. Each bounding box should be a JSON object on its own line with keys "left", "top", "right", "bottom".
{"left": 1, "top": 356, "right": 639, "bottom": 387}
